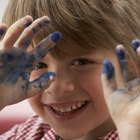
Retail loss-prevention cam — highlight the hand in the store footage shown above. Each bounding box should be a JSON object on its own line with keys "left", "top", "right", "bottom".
{"left": 0, "top": 15, "right": 61, "bottom": 109}
{"left": 101, "top": 41, "right": 140, "bottom": 139}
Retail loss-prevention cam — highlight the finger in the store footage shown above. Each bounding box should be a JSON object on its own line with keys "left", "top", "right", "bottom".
{"left": 31, "top": 31, "right": 62, "bottom": 64}
{"left": 126, "top": 78, "right": 140, "bottom": 90}
{"left": 116, "top": 44, "right": 137, "bottom": 82}
{"left": 101, "top": 60, "right": 117, "bottom": 102}
{"left": 27, "top": 72, "right": 56, "bottom": 98}
{"left": 131, "top": 39, "right": 140, "bottom": 57}
{"left": 0, "top": 24, "right": 7, "bottom": 40}
{"left": 2, "top": 15, "right": 33, "bottom": 48}
{"left": 14, "top": 16, "right": 50, "bottom": 50}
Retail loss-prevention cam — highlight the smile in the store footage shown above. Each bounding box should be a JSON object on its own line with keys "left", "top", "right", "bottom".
{"left": 45, "top": 101, "right": 89, "bottom": 121}
{"left": 50, "top": 101, "right": 87, "bottom": 115}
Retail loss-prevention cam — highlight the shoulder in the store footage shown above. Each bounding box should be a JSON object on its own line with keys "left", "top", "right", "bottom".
{"left": 0, "top": 115, "right": 56, "bottom": 140}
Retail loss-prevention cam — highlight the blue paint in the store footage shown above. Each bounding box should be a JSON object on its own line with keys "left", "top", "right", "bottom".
{"left": 51, "top": 32, "right": 62, "bottom": 43}
{"left": 5, "top": 70, "right": 27, "bottom": 84}
{"left": 33, "top": 72, "right": 56, "bottom": 89}
{"left": 17, "top": 52, "right": 29, "bottom": 67}
{"left": 23, "top": 39, "right": 31, "bottom": 48}
{"left": 27, "top": 55, "right": 35, "bottom": 68}
{"left": 131, "top": 39, "right": 140, "bottom": 51}
{"left": 103, "top": 60, "right": 114, "bottom": 80}
{"left": 34, "top": 47, "right": 44, "bottom": 59}
{"left": 0, "top": 47, "right": 35, "bottom": 86}
{"left": 38, "top": 19, "right": 50, "bottom": 28}
{"left": 24, "top": 21, "right": 32, "bottom": 27}
{"left": 116, "top": 48, "right": 125, "bottom": 60}
{"left": 116, "top": 48, "right": 127, "bottom": 69}
{"left": 2, "top": 53, "right": 14, "bottom": 63}
{"left": 20, "top": 72, "right": 29, "bottom": 80}
{"left": 15, "top": 52, "right": 34, "bottom": 68}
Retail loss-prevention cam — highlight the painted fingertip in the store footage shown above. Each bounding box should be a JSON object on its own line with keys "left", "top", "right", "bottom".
{"left": 115, "top": 47, "right": 127, "bottom": 69}
{"left": 116, "top": 47, "right": 125, "bottom": 60}
{"left": 40, "top": 72, "right": 56, "bottom": 80}
{"left": 103, "top": 60, "right": 114, "bottom": 80}
{"left": 131, "top": 39, "right": 140, "bottom": 51}
{"left": 20, "top": 15, "right": 33, "bottom": 27}
{"left": 48, "top": 73, "right": 56, "bottom": 81}
{"left": 51, "top": 31, "right": 62, "bottom": 43}
{"left": 38, "top": 72, "right": 56, "bottom": 88}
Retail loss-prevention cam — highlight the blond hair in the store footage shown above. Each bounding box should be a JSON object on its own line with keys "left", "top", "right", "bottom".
{"left": 2, "top": 0, "right": 140, "bottom": 63}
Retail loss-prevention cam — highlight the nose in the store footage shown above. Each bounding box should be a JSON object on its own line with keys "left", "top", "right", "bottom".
{"left": 46, "top": 74, "right": 76, "bottom": 97}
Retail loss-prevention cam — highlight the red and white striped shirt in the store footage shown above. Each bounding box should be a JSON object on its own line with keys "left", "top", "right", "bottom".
{"left": 0, "top": 115, "right": 119, "bottom": 140}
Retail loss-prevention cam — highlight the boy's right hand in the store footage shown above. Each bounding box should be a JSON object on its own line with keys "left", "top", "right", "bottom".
{"left": 0, "top": 16, "right": 61, "bottom": 109}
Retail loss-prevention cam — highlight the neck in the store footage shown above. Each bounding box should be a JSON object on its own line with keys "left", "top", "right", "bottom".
{"left": 65, "top": 118, "right": 115, "bottom": 140}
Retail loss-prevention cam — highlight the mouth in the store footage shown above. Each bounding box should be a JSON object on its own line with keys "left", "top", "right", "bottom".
{"left": 45, "top": 101, "right": 89, "bottom": 121}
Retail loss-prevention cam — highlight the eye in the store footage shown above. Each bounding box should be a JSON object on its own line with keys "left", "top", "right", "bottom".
{"left": 34, "top": 62, "right": 48, "bottom": 69}
{"left": 72, "top": 58, "right": 93, "bottom": 66}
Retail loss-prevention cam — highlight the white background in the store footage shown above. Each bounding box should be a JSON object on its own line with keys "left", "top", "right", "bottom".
{"left": 0, "top": 0, "right": 34, "bottom": 118}
{"left": 0, "top": 0, "right": 9, "bottom": 21}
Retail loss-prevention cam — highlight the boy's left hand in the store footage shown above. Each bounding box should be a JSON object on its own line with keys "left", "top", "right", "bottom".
{"left": 101, "top": 42, "right": 140, "bottom": 139}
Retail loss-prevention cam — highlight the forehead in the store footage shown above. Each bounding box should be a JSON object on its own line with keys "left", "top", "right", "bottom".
{"left": 49, "top": 44, "right": 113, "bottom": 59}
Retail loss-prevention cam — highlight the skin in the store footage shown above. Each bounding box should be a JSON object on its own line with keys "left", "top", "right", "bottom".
{"left": 1, "top": 16, "right": 140, "bottom": 140}
{"left": 28, "top": 48, "right": 122, "bottom": 140}
{"left": 0, "top": 16, "right": 61, "bottom": 108}
{"left": 101, "top": 44, "right": 140, "bottom": 140}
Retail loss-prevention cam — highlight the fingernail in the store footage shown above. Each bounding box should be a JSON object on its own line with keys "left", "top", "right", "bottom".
{"left": 38, "top": 17, "right": 50, "bottom": 28}
{"left": 116, "top": 48, "right": 125, "bottom": 60}
{"left": 42, "top": 16, "right": 50, "bottom": 25}
{"left": 51, "top": 31, "right": 62, "bottom": 43}
{"left": 131, "top": 39, "right": 140, "bottom": 51}
{"left": 20, "top": 16, "right": 33, "bottom": 27}
{"left": 103, "top": 60, "right": 114, "bottom": 80}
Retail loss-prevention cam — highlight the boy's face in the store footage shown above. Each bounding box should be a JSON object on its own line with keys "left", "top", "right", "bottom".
{"left": 28, "top": 47, "right": 119, "bottom": 139}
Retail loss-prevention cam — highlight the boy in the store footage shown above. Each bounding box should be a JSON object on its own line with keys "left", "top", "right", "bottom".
{"left": 1, "top": 0, "right": 140, "bottom": 139}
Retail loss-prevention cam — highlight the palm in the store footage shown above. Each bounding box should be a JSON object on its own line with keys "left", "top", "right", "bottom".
{"left": 109, "top": 79, "right": 140, "bottom": 126}
{"left": 0, "top": 16, "right": 61, "bottom": 107}
{"left": 0, "top": 47, "right": 33, "bottom": 104}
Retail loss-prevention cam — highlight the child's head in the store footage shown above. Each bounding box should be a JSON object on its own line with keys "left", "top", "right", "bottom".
{"left": 3, "top": 0, "right": 140, "bottom": 139}
{"left": 3, "top": 0, "right": 140, "bottom": 59}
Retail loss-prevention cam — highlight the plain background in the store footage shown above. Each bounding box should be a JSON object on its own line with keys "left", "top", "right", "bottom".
{"left": 0, "top": 0, "right": 9, "bottom": 21}
{"left": 0, "top": 0, "right": 34, "bottom": 119}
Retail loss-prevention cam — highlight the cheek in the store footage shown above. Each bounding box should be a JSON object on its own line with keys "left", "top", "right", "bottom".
{"left": 78, "top": 67, "right": 108, "bottom": 110}
{"left": 28, "top": 94, "right": 44, "bottom": 116}
{"left": 78, "top": 66, "right": 103, "bottom": 97}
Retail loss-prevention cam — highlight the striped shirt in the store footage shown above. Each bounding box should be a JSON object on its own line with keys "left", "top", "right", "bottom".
{"left": 0, "top": 115, "right": 119, "bottom": 140}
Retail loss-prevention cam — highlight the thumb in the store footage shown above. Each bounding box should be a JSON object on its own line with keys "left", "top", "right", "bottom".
{"left": 27, "top": 72, "right": 56, "bottom": 98}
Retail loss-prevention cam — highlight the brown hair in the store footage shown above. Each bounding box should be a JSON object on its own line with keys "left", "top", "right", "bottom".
{"left": 2, "top": 0, "right": 140, "bottom": 63}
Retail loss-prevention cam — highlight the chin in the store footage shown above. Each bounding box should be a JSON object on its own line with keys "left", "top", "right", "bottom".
{"left": 48, "top": 121, "right": 94, "bottom": 140}
{"left": 54, "top": 128, "right": 86, "bottom": 140}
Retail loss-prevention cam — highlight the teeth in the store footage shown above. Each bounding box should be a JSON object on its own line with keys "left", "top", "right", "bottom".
{"left": 71, "top": 105, "right": 77, "bottom": 110}
{"left": 51, "top": 101, "right": 87, "bottom": 114}
{"left": 77, "top": 102, "right": 82, "bottom": 108}
{"left": 65, "top": 107, "right": 71, "bottom": 112}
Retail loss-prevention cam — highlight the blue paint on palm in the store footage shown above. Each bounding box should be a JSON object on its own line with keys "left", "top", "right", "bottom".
{"left": 0, "top": 48, "right": 34, "bottom": 84}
